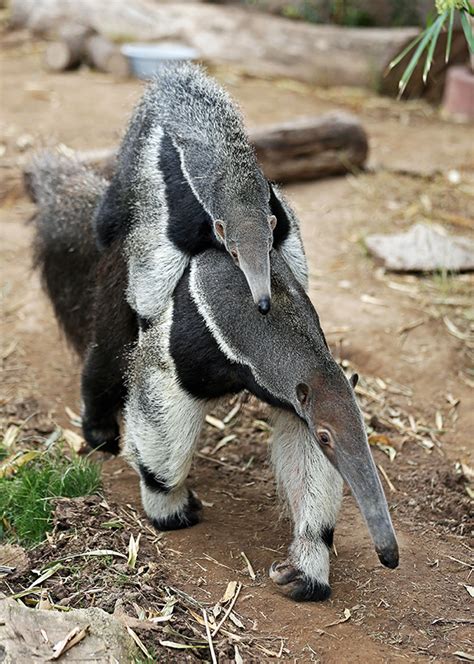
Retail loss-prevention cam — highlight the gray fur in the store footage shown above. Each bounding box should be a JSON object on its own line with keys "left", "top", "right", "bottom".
{"left": 129, "top": 62, "right": 269, "bottom": 220}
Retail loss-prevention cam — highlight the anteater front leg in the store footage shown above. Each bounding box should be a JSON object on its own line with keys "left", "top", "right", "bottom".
{"left": 124, "top": 352, "right": 207, "bottom": 531}
{"left": 270, "top": 409, "right": 343, "bottom": 601}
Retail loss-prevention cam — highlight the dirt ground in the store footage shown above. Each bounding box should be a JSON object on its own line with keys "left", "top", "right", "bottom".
{"left": 1, "top": 32, "right": 473, "bottom": 663}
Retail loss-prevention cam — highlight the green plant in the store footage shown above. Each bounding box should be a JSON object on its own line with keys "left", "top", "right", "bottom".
{"left": 0, "top": 447, "right": 101, "bottom": 546}
{"left": 390, "top": 0, "right": 474, "bottom": 96}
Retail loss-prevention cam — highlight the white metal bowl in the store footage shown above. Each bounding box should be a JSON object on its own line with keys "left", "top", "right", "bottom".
{"left": 121, "top": 42, "right": 198, "bottom": 80}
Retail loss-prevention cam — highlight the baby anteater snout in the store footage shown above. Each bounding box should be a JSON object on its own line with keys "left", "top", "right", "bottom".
{"left": 258, "top": 296, "right": 271, "bottom": 315}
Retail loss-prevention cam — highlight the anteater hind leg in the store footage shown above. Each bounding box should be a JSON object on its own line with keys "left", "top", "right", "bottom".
{"left": 81, "top": 342, "right": 124, "bottom": 455}
{"left": 124, "top": 356, "right": 207, "bottom": 531}
{"left": 270, "top": 409, "right": 343, "bottom": 601}
{"left": 81, "top": 244, "right": 137, "bottom": 455}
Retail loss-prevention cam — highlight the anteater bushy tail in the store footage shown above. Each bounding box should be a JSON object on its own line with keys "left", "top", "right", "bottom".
{"left": 28, "top": 152, "right": 107, "bottom": 356}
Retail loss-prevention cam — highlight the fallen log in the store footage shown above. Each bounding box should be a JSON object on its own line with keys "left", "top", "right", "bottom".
{"left": 9, "top": 0, "right": 469, "bottom": 98}
{"left": 251, "top": 112, "right": 368, "bottom": 182}
{"left": 23, "top": 113, "right": 368, "bottom": 187}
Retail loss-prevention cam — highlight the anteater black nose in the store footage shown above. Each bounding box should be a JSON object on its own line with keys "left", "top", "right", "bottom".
{"left": 258, "top": 297, "right": 271, "bottom": 315}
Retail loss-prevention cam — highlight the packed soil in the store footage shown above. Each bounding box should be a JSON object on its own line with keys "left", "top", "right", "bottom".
{"left": 1, "top": 31, "right": 473, "bottom": 663}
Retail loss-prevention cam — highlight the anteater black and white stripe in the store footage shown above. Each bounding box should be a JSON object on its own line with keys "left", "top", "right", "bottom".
{"left": 93, "top": 63, "right": 307, "bottom": 318}
{"left": 31, "top": 154, "right": 398, "bottom": 603}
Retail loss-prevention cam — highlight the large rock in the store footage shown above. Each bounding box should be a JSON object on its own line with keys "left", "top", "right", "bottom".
{"left": 0, "top": 594, "right": 136, "bottom": 663}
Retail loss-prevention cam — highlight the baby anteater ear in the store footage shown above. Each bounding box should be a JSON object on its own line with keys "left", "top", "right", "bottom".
{"left": 350, "top": 373, "right": 359, "bottom": 388}
{"left": 268, "top": 214, "right": 277, "bottom": 231}
{"left": 214, "top": 220, "right": 225, "bottom": 241}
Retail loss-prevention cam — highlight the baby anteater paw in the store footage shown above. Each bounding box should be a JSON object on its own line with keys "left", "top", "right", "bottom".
{"left": 269, "top": 560, "right": 331, "bottom": 602}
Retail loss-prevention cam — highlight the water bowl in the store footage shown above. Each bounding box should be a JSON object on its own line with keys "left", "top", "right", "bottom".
{"left": 121, "top": 42, "right": 198, "bottom": 80}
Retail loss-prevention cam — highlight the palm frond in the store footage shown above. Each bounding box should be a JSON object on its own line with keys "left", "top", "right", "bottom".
{"left": 445, "top": 7, "right": 455, "bottom": 62}
{"left": 424, "top": 13, "right": 446, "bottom": 83}
{"left": 398, "top": 15, "right": 445, "bottom": 96}
{"left": 460, "top": 10, "right": 474, "bottom": 52}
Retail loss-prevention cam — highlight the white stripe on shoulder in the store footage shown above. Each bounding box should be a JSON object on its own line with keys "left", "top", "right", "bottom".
{"left": 189, "top": 261, "right": 244, "bottom": 366}
{"left": 174, "top": 140, "right": 215, "bottom": 221}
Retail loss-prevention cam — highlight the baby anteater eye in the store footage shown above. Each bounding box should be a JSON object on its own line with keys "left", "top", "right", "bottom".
{"left": 230, "top": 249, "right": 239, "bottom": 264}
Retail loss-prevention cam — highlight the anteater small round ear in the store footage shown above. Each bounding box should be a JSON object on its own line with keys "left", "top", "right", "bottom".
{"left": 214, "top": 220, "right": 225, "bottom": 241}
{"left": 269, "top": 214, "right": 277, "bottom": 231}
{"left": 296, "top": 382, "right": 310, "bottom": 407}
{"left": 350, "top": 373, "right": 359, "bottom": 388}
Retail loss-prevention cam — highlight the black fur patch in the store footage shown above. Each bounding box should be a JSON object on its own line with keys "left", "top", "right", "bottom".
{"left": 138, "top": 316, "right": 153, "bottom": 332}
{"left": 160, "top": 132, "right": 218, "bottom": 255}
{"left": 321, "top": 525, "right": 335, "bottom": 550}
{"left": 150, "top": 490, "right": 202, "bottom": 531}
{"left": 138, "top": 462, "right": 171, "bottom": 493}
{"left": 269, "top": 184, "right": 291, "bottom": 249}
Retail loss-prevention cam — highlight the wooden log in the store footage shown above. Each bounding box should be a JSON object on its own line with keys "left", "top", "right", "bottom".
{"left": 43, "top": 24, "right": 92, "bottom": 72}
{"left": 44, "top": 42, "right": 82, "bottom": 71}
{"left": 84, "top": 34, "right": 130, "bottom": 78}
{"left": 9, "top": 0, "right": 469, "bottom": 98}
{"left": 26, "top": 113, "right": 368, "bottom": 186}
{"left": 249, "top": 112, "right": 368, "bottom": 183}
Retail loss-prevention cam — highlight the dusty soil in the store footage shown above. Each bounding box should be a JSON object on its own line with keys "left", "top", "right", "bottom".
{"left": 1, "top": 32, "right": 473, "bottom": 662}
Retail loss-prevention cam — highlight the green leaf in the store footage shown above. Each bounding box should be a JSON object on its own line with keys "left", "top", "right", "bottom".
{"left": 388, "top": 32, "right": 424, "bottom": 70}
{"left": 445, "top": 7, "right": 455, "bottom": 62}
{"left": 398, "top": 17, "right": 444, "bottom": 97}
{"left": 460, "top": 10, "right": 474, "bottom": 52}
{"left": 424, "top": 12, "right": 447, "bottom": 83}
{"left": 463, "top": 1, "right": 474, "bottom": 17}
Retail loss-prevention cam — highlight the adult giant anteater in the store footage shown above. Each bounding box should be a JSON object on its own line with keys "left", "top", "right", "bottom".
{"left": 30, "top": 153, "right": 398, "bottom": 602}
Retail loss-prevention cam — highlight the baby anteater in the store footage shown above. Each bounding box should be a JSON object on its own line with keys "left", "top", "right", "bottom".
{"left": 93, "top": 63, "right": 307, "bottom": 318}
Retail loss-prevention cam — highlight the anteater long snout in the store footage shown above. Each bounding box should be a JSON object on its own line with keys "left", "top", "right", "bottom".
{"left": 331, "top": 440, "right": 399, "bottom": 569}
{"left": 239, "top": 250, "right": 272, "bottom": 315}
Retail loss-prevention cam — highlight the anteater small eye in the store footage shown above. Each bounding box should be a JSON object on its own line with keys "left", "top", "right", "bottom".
{"left": 230, "top": 249, "right": 239, "bottom": 263}
{"left": 318, "top": 430, "right": 331, "bottom": 445}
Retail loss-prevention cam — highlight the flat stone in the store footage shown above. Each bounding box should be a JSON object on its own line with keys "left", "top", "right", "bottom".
{"left": 0, "top": 594, "right": 136, "bottom": 663}
{"left": 365, "top": 222, "right": 474, "bottom": 272}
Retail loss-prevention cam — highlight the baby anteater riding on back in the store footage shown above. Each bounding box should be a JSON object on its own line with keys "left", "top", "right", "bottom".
{"left": 93, "top": 63, "right": 307, "bottom": 319}
{"left": 31, "top": 154, "right": 399, "bottom": 602}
